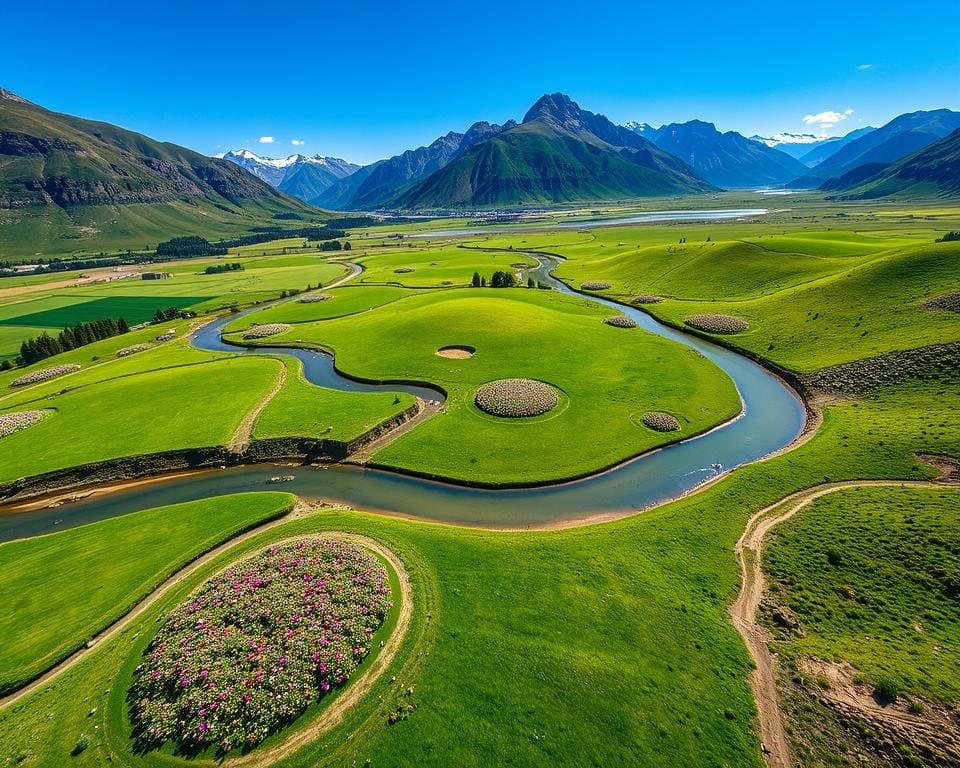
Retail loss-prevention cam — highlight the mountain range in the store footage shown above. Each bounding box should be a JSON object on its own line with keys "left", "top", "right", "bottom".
{"left": 821, "top": 127, "right": 960, "bottom": 200}
{"left": 788, "top": 109, "right": 960, "bottom": 188}
{"left": 0, "top": 87, "right": 316, "bottom": 256}
{"left": 219, "top": 150, "right": 358, "bottom": 202}
{"left": 643, "top": 120, "right": 807, "bottom": 187}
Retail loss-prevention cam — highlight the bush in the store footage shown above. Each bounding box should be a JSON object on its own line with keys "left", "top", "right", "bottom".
{"left": 298, "top": 294, "right": 333, "bottom": 303}
{"left": 630, "top": 295, "right": 662, "bottom": 304}
{"left": 129, "top": 539, "right": 392, "bottom": 753}
{"left": 684, "top": 313, "right": 749, "bottom": 334}
{"left": 10, "top": 364, "right": 80, "bottom": 387}
{"left": 71, "top": 734, "right": 90, "bottom": 756}
{"left": 873, "top": 676, "right": 900, "bottom": 703}
{"left": 0, "top": 410, "right": 48, "bottom": 438}
{"left": 580, "top": 280, "right": 612, "bottom": 291}
{"left": 475, "top": 379, "right": 559, "bottom": 418}
{"left": 605, "top": 315, "right": 637, "bottom": 328}
{"left": 243, "top": 323, "right": 290, "bottom": 340}
{"left": 641, "top": 412, "right": 682, "bottom": 432}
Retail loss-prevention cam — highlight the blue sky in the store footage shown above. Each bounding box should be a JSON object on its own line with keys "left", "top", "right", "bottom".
{"left": 3, "top": 0, "right": 958, "bottom": 164}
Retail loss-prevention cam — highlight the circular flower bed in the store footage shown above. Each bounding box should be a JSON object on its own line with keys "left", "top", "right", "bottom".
{"left": 642, "top": 411, "right": 682, "bottom": 432}
{"left": 605, "top": 315, "right": 637, "bottom": 328}
{"left": 10, "top": 364, "right": 81, "bottom": 387}
{"left": 684, "top": 313, "right": 749, "bottom": 334}
{"left": 580, "top": 280, "right": 612, "bottom": 291}
{"left": 117, "top": 344, "right": 151, "bottom": 358}
{"left": 243, "top": 323, "right": 290, "bottom": 340}
{"left": 630, "top": 295, "right": 663, "bottom": 304}
{"left": 475, "top": 378, "right": 559, "bottom": 418}
{"left": 394, "top": 267, "right": 415, "bottom": 274}
{"left": 0, "top": 410, "right": 48, "bottom": 438}
{"left": 298, "top": 294, "right": 333, "bottom": 303}
{"left": 129, "top": 538, "right": 392, "bottom": 753}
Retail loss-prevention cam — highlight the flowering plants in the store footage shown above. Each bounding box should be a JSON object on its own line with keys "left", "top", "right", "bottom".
{"left": 10, "top": 364, "right": 80, "bottom": 387}
{"left": 129, "top": 539, "right": 392, "bottom": 753}
{"left": 243, "top": 323, "right": 290, "bottom": 340}
{"left": 475, "top": 378, "right": 559, "bottom": 418}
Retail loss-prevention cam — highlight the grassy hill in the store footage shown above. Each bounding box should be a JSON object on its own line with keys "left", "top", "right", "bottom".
{"left": 0, "top": 88, "right": 319, "bottom": 258}
{"left": 392, "top": 94, "right": 715, "bottom": 209}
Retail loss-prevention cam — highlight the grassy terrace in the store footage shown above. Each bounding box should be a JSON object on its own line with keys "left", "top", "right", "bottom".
{"left": 228, "top": 287, "right": 741, "bottom": 484}
{"left": 0, "top": 492, "right": 295, "bottom": 695}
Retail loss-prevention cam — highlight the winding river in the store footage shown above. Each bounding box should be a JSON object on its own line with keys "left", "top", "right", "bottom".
{"left": 0, "top": 212, "right": 805, "bottom": 541}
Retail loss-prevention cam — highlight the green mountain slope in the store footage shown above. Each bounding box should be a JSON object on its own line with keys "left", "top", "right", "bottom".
{"left": 392, "top": 94, "right": 715, "bottom": 209}
{"left": 0, "top": 88, "right": 317, "bottom": 257}
{"left": 824, "top": 127, "right": 960, "bottom": 199}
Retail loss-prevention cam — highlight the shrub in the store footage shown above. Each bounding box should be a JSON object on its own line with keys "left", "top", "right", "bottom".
{"left": 394, "top": 267, "right": 415, "bottom": 274}
{"left": 129, "top": 539, "right": 392, "bottom": 753}
{"left": 873, "top": 676, "right": 900, "bottom": 703}
{"left": 605, "top": 315, "right": 637, "bottom": 328}
{"left": 298, "top": 294, "right": 333, "bottom": 303}
{"left": 684, "top": 313, "right": 749, "bottom": 334}
{"left": 71, "top": 734, "right": 90, "bottom": 756}
{"left": 580, "top": 280, "right": 612, "bottom": 291}
{"left": 642, "top": 412, "right": 682, "bottom": 432}
{"left": 923, "top": 292, "right": 960, "bottom": 312}
{"left": 0, "top": 410, "right": 48, "bottom": 438}
{"left": 116, "top": 344, "right": 151, "bottom": 358}
{"left": 630, "top": 295, "right": 663, "bottom": 304}
{"left": 475, "top": 379, "right": 559, "bottom": 418}
{"left": 10, "top": 364, "right": 80, "bottom": 387}
{"left": 243, "top": 323, "right": 290, "bottom": 340}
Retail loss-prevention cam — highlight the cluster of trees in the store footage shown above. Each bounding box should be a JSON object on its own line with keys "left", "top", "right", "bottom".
{"left": 18, "top": 317, "right": 129, "bottom": 365}
{"left": 218, "top": 227, "right": 345, "bottom": 249}
{"left": 471, "top": 270, "right": 517, "bottom": 288}
{"left": 156, "top": 236, "right": 228, "bottom": 258}
{"left": 936, "top": 231, "right": 960, "bottom": 243}
{"left": 204, "top": 262, "right": 244, "bottom": 275}
{"left": 326, "top": 216, "right": 376, "bottom": 229}
{"left": 471, "top": 270, "right": 550, "bottom": 290}
{"left": 153, "top": 307, "right": 194, "bottom": 322}
{"left": 319, "top": 240, "right": 351, "bottom": 252}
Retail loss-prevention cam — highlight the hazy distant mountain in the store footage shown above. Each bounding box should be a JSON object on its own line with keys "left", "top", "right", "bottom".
{"left": 317, "top": 120, "right": 517, "bottom": 210}
{"left": 220, "top": 149, "right": 359, "bottom": 202}
{"left": 0, "top": 87, "right": 312, "bottom": 247}
{"left": 650, "top": 120, "right": 807, "bottom": 187}
{"left": 789, "top": 109, "right": 960, "bottom": 187}
{"left": 797, "top": 127, "right": 875, "bottom": 167}
{"left": 821, "top": 128, "right": 960, "bottom": 199}
{"left": 391, "top": 94, "right": 715, "bottom": 209}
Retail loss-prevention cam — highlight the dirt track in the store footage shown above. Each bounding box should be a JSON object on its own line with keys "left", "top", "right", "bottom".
{"left": 730, "top": 473, "right": 957, "bottom": 768}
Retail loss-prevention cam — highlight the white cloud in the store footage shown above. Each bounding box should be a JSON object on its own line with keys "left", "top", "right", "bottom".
{"left": 291, "top": 139, "right": 305, "bottom": 146}
{"left": 257, "top": 136, "right": 275, "bottom": 144}
{"left": 802, "top": 109, "right": 854, "bottom": 128}
{"left": 857, "top": 63, "right": 873, "bottom": 71}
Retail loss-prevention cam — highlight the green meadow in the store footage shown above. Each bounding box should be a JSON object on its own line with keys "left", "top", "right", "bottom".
{"left": 0, "top": 493, "right": 294, "bottom": 695}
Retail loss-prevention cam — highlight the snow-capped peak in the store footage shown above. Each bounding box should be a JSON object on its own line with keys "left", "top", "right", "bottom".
{"left": 749, "top": 132, "right": 828, "bottom": 147}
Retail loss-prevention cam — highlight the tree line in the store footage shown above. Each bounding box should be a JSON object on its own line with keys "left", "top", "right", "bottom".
{"left": 204, "top": 262, "right": 244, "bottom": 274}
{"left": 471, "top": 270, "right": 549, "bottom": 289}
{"left": 17, "top": 317, "right": 130, "bottom": 366}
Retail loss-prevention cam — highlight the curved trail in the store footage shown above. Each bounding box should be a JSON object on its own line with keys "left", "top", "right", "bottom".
{"left": 227, "top": 358, "right": 287, "bottom": 453}
{"left": 0, "top": 505, "right": 413, "bottom": 747}
{"left": 730, "top": 474, "right": 958, "bottom": 768}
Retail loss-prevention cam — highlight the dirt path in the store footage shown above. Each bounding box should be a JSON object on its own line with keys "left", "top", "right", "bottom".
{"left": 226, "top": 359, "right": 287, "bottom": 453}
{"left": 345, "top": 397, "right": 442, "bottom": 464}
{"left": 0, "top": 502, "right": 411, "bottom": 719}
{"left": 730, "top": 474, "right": 957, "bottom": 768}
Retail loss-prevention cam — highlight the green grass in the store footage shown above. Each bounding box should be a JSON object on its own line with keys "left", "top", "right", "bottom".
{"left": 0, "top": 295, "right": 210, "bottom": 328}
{"left": 764, "top": 485, "right": 960, "bottom": 703}
{"left": 253, "top": 358, "right": 416, "bottom": 442}
{"left": 223, "top": 285, "right": 419, "bottom": 332}
{"left": 0, "top": 356, "right": 280, "bottom": 484}
{"left": 354, "top": 246, "right": 537, "bottom": 287}
{"left": 0, "top": 492, "right": 294, "bottom": 695}
{"left": 230, "top": 287, "right": 741, "bottom": 484}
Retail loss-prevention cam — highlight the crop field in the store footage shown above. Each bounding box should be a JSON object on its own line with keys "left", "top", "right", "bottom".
{"left": 0, "top": 295, "right": 208, "bottom": 328}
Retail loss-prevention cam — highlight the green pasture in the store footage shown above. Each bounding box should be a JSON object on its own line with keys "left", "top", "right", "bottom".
{"left": 231, "top": 288, "right": 741, "bottom": 484}
{"left": 0, "top": 493, "right": 294, "bottom": 694}
{"left": 354, "top": 246, "right": 537, "bottom": 287}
